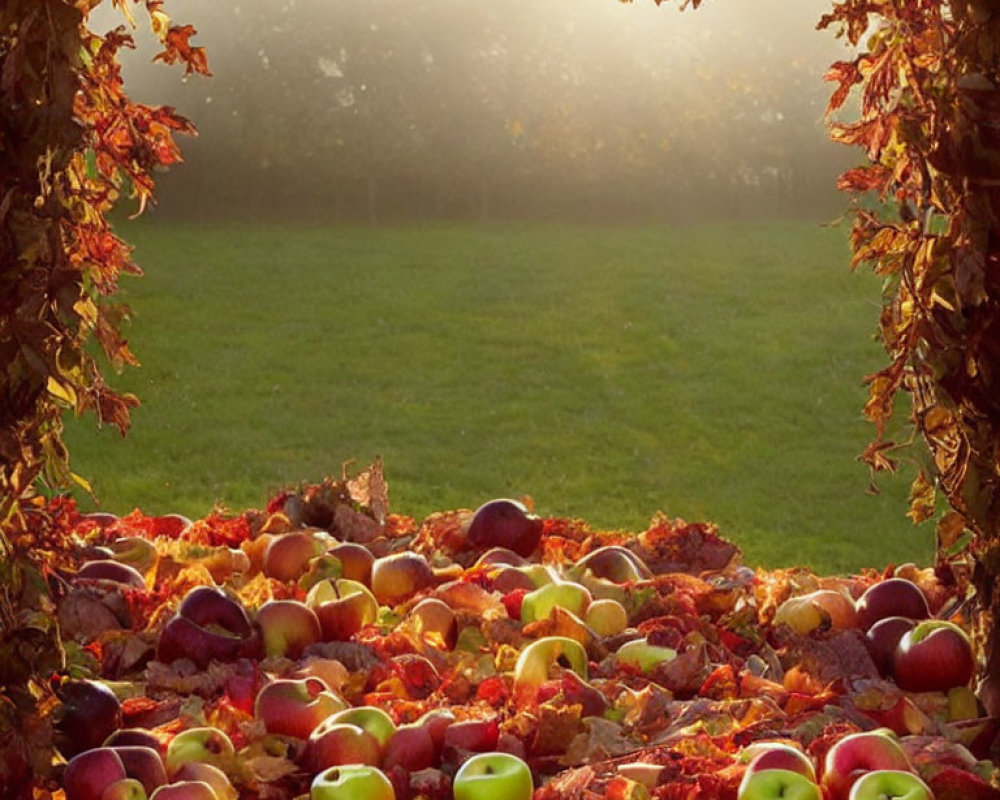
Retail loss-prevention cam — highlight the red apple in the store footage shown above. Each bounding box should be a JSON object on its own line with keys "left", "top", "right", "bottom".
{"left": 863, "top": 616, "right": 916, "bottom": 677}
{"left": 442, "top": 718, "right": 500, "bottom": 757}
{"left": 254, "top": 677, "right": 347, "bottom": 740}
{"left": 148, "top": 781, "right": 217, "bottom": 800}
{"left": 170, "top": 763, "right": 236, "bottom": 800}
{"left": 740, "top": 742, "right": 816, "bottom": 783}
{"left": 156, "top": 587, "right": 261, "bottom": 668}
{"left": 381, "top": 722, "right": 437, "bottom": 772}
{"left": 473, "top": 547, "right": 529, "bottom": 569}
{"left": 64, "top": 748, "right": 128, "bottom": 800}
{"left": 327, "top": 542, "right": 375, "bottom": 586}
{"left": 104, "top": 730, "right": 166, "bottom": 758}
{"left": 414, "top": 708, "right": 456, "bottom": 760}
{"left": 307, "top": 578, "right": 379, "bottom": 641}
{"left": 408, "top": 597, "right": 458, "bottom": 649}
{"left": 370, "top": 552, "right": 436, "bottom": 605}
{"left": 109, "top": 746, "right": 167, "bottom": 795}
{"left": 574, "top": 546, "right": 652, "bottom": 583}
{"left": 855, "top": 579, "right": 930, "bottom": 631}
{"left": 820, "top": 730, "right": 913, "bottom": 800}
{"left": 75, "top": 560, "right": 148, "bottom": 589}
{"left": 490, "top": 566, "right": 538, "bottom": 594}
{"left": 892, "top": 620, "right": 975, "bottom": 693}
{"left": 55, "top": 679, "right": 124, "bottom": 758}
{"left": 156, "top": 615, "right": 259, "bottom": 670}
{"left": 177, "top": 586, "right": 253, "bottom": 635}
{"left": 301, "top": 721, "right": 383, "bottom": 774}
{"left": 255, "top": 599, "right": 322, "bottom": 658}
{"left": 264, "top": 530, "right": 330, "bottom": 582}
{"left": 466, "top": 499, "right": 543, "bottom": 557}
{"left": 294, "top": 657, "right": 351, "bottom": 694}
{"left": 82, "top": 511, "right": 120, "bottom": 528}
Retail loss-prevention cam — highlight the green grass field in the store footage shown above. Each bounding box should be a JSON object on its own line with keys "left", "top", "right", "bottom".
{"left": 63, "top": 220, "right": 931, "bottom": 574}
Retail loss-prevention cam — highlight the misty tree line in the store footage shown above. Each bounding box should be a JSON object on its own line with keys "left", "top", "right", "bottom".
{"left": 130, "top": 0, "right": 853, "bottom": 223}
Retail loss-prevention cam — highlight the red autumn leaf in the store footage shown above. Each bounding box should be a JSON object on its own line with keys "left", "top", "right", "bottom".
{"left": 824, "top": 60, "right": 862, "bottom": 115}
{"left": 153, "top": 24, "right": 211, "bottom": 76}
{"left": 927, "top": 767, "right": 1000, "bottom": 800}
{"left": 837, "top": 165, "right": 892, "bottom": 194}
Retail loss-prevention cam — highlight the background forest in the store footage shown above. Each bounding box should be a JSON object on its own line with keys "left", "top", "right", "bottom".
{"left": 106, "top": 0, "right": 853, "bottom": 224}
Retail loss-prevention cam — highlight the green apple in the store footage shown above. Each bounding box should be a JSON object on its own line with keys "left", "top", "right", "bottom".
{"left": 109, "top": 537, "right": 158, "bottom": 574}
{"left": 738, "top": 769, "right": 821, "bottom": 800}
{"left": 311, "top": 765, "right": 395, "bottom": 800}
{"left": 453, "top": 752, "right": 533, "bottom": 800}
{"left": 584, "top": 598, "right": 629, "bottom": 637}
{"left": 100, "top": 778, "right": 148, "bottom": 800}
{"left": 948, "top": 685, "right": 980, "bottom": 721}
{"left": 513, "top": 636, "right": 588, "bottom": 705}
{"left": 520, "top": 580, "right": 591, "bottom": 624}
{"left": 164, "top": 727, "right": 235, "bottom": 777}
{"left": 520, "top": 563, "right": 558, "bottom": 588}
{"left": 298, "top": 554, "right": 344, "bottom": 593}
{"left": 821, "top": 730, "right": 912, "bottom": 800}
{"left": 325, "top": 706, "right": 396, "bottom": 752}
{"left": 614, "top": 637, "right": 677, "bottom": 673}
{"left": 616, "top": 762, "right": 664, "bottom": 789}
{"left": 847, "top": 770, "right": 932, "bottom": 800}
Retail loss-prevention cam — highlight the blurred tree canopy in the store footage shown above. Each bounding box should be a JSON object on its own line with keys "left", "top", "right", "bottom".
{"left": 117, "top": 0, "right": 849, "bottom": 224}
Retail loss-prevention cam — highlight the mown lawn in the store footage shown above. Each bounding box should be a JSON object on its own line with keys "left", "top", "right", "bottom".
{"left": 64, "top": 220, "right": 930, "bottom": 574}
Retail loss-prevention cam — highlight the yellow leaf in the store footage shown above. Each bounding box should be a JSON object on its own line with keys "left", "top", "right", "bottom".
{"left": 46, "top": 376, "right": 77, "bottom": 408}
{"left": 73, "top": 296, "right": 99, "bottom": 329}
{"left": 936, "top": 511, "right": 966, "bottom": 551}
{"left": 70, "top": 472, "right": 94, "bottom": 496}
{"left": 115, "top": 0, "right": 136, "bottom": 28}
{"left": 907, "top": 470, "right": 936, "bottom": 524}
{"left": 150, "top": 9, "right": 171, "bottom": 39}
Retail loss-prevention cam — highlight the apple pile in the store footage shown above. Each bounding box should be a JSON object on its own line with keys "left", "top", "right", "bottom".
{"left": 9, "top": 464, "right": 1000, "bottom": 800}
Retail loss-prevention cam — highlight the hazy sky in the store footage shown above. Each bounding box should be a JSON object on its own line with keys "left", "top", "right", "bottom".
{"left": 95, "top": 0, "right": 846, "bottom": 88}
{"left": 87, "top": 0, "right": 857, "bottom": 221}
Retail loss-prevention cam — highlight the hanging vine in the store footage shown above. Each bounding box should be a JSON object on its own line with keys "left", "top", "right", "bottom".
{"left": 0, "top": 1, "right": 207, "bottom": 791}
{"left": 818, "top": 0, "right": 1000, "bottom": 712}
{"left": 0, "top": 0, "right": 208, "bottom": 536}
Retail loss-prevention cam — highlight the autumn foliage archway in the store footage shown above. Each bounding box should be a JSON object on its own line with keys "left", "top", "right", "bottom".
{"left": 1, "top": 0, "right": 1000, "bottom": 792}
{"left": 817, "top": 0, "right": 1000, "bottom": 715}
